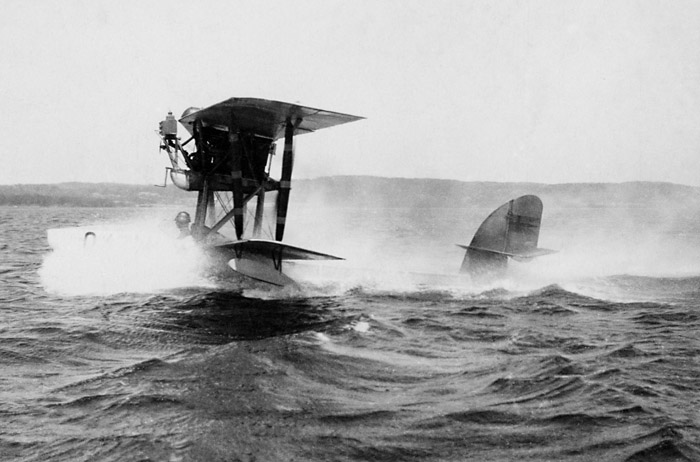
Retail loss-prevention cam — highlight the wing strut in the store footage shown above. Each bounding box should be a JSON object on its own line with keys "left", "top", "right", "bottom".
{"left": 229, "top": 131, "right": 244, "bottom": 239}
{"left": 192, "top": 119, "right": 210, "bottom": 239}
{"left": 253, "top": 188, "right": 266, "bottom": 237}
{"left": 275, "top": 118, "right": 300, "bottom": 241}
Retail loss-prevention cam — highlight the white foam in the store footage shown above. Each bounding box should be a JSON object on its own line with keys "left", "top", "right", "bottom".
{"left": 40, "top": 223, "right": 214, "bottom": 296}
{"left": 352, "top": 321, "right": 371, "bottom": 333}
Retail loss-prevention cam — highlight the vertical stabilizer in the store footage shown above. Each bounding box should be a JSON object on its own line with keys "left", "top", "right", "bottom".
{"left": 459, "top": 195, "right": 554, "bottom": 277}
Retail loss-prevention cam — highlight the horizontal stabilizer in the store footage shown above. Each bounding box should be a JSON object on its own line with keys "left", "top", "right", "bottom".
{"left": 512, "top": 247, "right": 558, "bottom": 260}
{"left": 457, "top": 245, "right": 557, "bottom": 259}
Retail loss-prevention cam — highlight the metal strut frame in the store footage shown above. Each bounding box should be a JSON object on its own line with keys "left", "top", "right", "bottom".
{"left": 157, "top": 100, "right": 360, "bottom": 249}
{"left": 209, "top": 184, "right": 263, "bottom": 235}
{"left": 156, "top": 98, "right": 364, "bottom": 286}
{"left": 182, "top": 118, "right": 301, "bottom": 244}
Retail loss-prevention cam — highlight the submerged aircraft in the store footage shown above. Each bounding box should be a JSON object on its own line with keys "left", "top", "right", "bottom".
{"left": 459, "top": 195, "right": 556, "bottom": 279}
{"left": 158, "top": 97, "right": 363, "bottom": 286}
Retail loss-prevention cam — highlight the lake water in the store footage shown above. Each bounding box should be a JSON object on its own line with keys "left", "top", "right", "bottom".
{"left": 2, "top": 199, "right": 699, "bottom": 461}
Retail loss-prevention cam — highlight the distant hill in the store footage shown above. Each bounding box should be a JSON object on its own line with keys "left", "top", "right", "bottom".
{"left": 293, "top": 176, "right": 700, "bottom": 210}
{"left": 0, "top": 183, "right": 193, "bottom": 207}
{"left": 1, "top": 176, "right": 698, "bottom": 208}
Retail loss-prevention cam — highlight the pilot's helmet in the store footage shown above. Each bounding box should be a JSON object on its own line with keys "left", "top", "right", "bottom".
{"left": 175, "top": 211, "right": 191, "bottom": 225}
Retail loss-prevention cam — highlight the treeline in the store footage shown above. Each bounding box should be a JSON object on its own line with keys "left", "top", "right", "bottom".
{"left": 0, "top": 192, "right": 114, "bottom": 207}
{"left": 293, "top": 176, "right": 700, "bottom": 209}
{"left": 0, "top": 183, "right": 192, "bottom": 207}
{"left": 2, "top": 177, "right": 699, "bottom": 209}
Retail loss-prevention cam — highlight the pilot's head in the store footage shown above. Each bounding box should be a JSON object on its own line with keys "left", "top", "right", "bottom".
{"left": 175, "top": 211, "right": 191, "bottom": 229}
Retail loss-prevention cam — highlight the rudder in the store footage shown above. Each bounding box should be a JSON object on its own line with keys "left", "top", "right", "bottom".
{"left": 459, "top": 195, "right": 553, "bottom": 278}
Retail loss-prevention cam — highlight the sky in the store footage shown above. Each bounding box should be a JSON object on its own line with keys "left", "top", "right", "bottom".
{"left": 1, "top": 0, "right": 699, "bottom": 186}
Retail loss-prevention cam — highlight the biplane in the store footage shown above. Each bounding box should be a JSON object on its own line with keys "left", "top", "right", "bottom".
{"left": 157, "top": 97, "right": 363, "bottom": 286}
{"left": 459, "top": 195, "right": 556, "bottom": 279}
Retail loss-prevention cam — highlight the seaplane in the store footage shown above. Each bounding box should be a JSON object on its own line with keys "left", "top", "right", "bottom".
{"left": 157, "top": 97, "right": 364, "bottom": 287}
{"left": 42, "top": 98, "right": 553, "bottom": 294}
{"left": 152, "top": 95, "right": 553, "bottom": 289}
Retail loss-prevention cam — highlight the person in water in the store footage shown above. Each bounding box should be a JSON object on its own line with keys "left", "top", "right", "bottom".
{"left": 175, "top": 211, "right": 191, "bottom": 238}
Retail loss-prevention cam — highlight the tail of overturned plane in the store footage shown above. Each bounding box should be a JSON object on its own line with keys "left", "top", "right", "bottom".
{"left": 458, "top": 195, "right": 556, "bottom": 277}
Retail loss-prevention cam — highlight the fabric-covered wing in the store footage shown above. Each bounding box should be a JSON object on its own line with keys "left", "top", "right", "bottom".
{"left": 217, "top": 239, "right": 343, "bottom": 261}
{"left": 179, "top": 97, "right": 364, "bottom": 139}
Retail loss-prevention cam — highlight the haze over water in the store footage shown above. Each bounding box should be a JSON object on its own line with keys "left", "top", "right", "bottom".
{"left": 2, "top": 179, "right": 700, "bottom": 461}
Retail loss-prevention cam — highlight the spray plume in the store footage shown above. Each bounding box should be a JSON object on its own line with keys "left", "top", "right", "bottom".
{"left": 40, "top": 221, "right": 214, "bottom": 296}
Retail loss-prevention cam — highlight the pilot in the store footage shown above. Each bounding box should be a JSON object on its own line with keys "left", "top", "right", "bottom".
{"left": 175, "top": 211, "right": 192, "bottom": 238}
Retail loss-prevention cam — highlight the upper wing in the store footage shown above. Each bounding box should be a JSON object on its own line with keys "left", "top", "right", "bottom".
{"left": 179, "top": 97, "right": 364, "bottom": 139}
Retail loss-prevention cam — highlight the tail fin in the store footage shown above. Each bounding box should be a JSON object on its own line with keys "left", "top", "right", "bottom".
{"left": 459, "top": 195, "right": 555, "bottom": 277}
